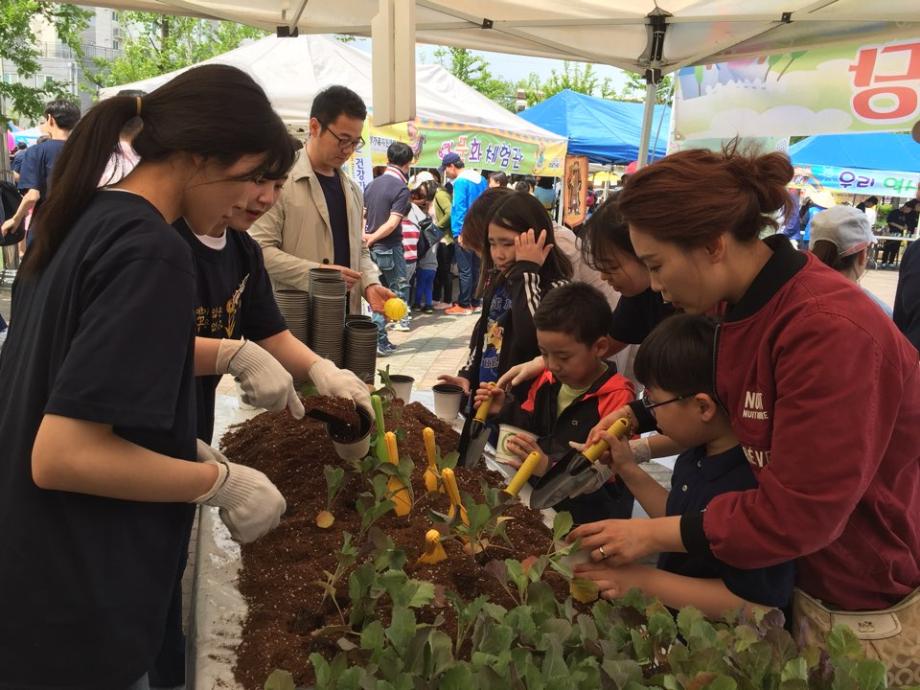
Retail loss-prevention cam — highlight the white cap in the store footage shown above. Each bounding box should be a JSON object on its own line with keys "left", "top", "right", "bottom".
{"left": 408, "top": 171, "right": 435, "bottom": 190}
{"left": 809, "top": 205, "right": 875, "bottom": 257}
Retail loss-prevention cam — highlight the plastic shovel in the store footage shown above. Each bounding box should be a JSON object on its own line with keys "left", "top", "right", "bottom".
{"left": 457, "top": 389, "right": 494, "bottom": 468}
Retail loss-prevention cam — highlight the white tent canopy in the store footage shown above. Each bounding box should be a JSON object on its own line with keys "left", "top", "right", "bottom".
{"left": 69, "top": 1, "right": 920, "bottom": 76}
{"left": 100, "top": 34, "right": 565, "bottom": 144}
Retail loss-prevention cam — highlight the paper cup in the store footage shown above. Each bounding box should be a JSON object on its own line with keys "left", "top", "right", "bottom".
{"left": 495, "top": 424, "right": 538, "bottom": 466}
{"left": 432, "top": 383, "right": 464, "bottom": 421}
{"left": 388, "top": 374, "right": 414, "bottom": 402}
{"left": 329, "top": 407, "right": 372, "bottom": 462}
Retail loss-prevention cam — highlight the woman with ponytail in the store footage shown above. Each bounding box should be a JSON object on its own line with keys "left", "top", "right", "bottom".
{"left": 0, "top": 64, "right": 298, "bottom": 689}
{"left": 571, "top": 145, "right": 920, "bottom": 676}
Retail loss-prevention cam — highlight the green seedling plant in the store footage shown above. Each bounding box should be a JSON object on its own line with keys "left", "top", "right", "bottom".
{"left": 314, "top": 532, "right": 359, "bottom": 626}
{"left": 315, "top": 465, "right": 346, "bottom": 529}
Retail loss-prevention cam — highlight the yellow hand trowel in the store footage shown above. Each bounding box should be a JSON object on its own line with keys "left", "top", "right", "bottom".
{"left": 529, "top": 417, "right": 631, "bottom": 510}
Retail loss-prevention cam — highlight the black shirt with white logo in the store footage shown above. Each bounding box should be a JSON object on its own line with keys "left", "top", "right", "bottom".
{"left": 0, "top": 191, "right": 198, "bottom": 689}
{"left": 174, "top": 219, "right": 287, "bottom": 443}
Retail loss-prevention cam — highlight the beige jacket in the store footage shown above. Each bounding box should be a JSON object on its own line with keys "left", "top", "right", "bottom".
{"left": 249, "top": 149, "right": 380, "bottom": 313}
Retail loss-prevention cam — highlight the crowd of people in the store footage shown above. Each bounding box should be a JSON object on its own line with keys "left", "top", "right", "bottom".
{"left": 0, "top": 67, "right": 918, "bottom": 690}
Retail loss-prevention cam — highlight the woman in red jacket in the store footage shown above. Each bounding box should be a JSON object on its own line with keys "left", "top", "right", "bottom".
{"left": 571, "top": 145, "right": 920, "bottom": 677}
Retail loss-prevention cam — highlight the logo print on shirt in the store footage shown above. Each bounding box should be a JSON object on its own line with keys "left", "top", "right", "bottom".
{"left": 224, "top": 273, "right": 250, "bottom": 337}
{"left": 742, "top": 390, "right": 770, "bottom": 421}
{"left": 742, "top": 446, "right": 772, "bottom": 468}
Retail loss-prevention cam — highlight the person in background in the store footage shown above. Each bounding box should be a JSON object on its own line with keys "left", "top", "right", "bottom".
{"left": 855, "top": 195, "right": 879, "bottom": 228}
{"left": 881, "top": 201, "right": 911, "bottom": 267}
{"left": 430, "top": 169, "right": 454, "bottom": 309}
{"left": 894, "top": 230, "right": 920, "bottom": 352}
{"left": 488, "top": 171, "right": 508, "bottom": 188}
{"left": 906, "top": 198, "right": 919, "bottom": 237}
{"left": 0, "top": 64, "right": 296, "bottom": 690}
{"left": 10, "top": 141, "right": 27, "bottom": 181}
{"left": 410, "top": 178, "right": 441, "bottom": 314}
{"left": 1, "top": 99, "right": 81, "bottom": 243}
{"left": 364, "top": 141, "right": 414, "bottom": 348}
{"left": 249, "top": 86, "right": 392, "bottom": 324}
{"left": 513, "top": 180, "right": 531, "bottom": 194}
{"left": 442, "top": 152, "right": 487, "bottom": 315}
{"left": 398, "top": 180, "right": 432, "bottom": 319}
{"left": 809, "top": 205, "right": 892, "bottom": 317}
{"left": 534, "top": 175, "right": 556, "bottom": 211}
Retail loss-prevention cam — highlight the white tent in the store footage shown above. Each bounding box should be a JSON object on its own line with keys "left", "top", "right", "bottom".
{"left": 78, "top": 0, "right": 920, "bottom": 166}
{"left": 99, "top": 34, "right": 564, "bottom": 142}
{"left": 75, "top": 1, "right": 920, "bottom": 75}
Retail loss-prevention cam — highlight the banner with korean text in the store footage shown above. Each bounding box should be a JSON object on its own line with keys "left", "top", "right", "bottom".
{"left": 791, "top": 164, "right": 919, "bottom": 197}
{"left": 673, "top": 38, "right": 920, "bottom": 140}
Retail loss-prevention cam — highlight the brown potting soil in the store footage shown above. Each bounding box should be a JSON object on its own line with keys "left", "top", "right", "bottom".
{"left": 220, "top": 397, "right": 565, "bottom": 690}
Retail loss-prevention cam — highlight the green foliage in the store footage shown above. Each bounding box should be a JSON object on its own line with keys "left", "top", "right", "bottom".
{"left": 516, "top": 62, "right": 620, "bottom": 108}
{"left": 434, "top": 46, "right": 516, "bottom": 111}
{"left": 323, "top": 465, "right": 346, "bottom": 511}
{"left": 618, "top": 72, "right": 675, "bottom": 104}
{"left": 89, "top": 12, "right": 266, "bottom": 88}
{"left": 0, "top": 1, "right": 90, "bottom": 120}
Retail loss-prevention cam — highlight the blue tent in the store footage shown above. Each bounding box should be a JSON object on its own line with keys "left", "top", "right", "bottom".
{"left": 518, "top": 89, "right": 671, "bottom": 165}
{"left": 789, "top": 133, "right": 920, "bottom": 173}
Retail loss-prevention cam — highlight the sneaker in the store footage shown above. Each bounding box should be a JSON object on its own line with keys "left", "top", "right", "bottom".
{"left": 471, "top": 305, "right": 482, "bottom": 314}
{"left": 445, "top": 304, "right": 473, "bottom": 316}
{"left": 423, "top": 306, "right": 434, "bottom": 314}
{"left": 377, "top": 344, "right": 392, "bottom": 357}
{"left": 432, "top": 301, "right": 451, "bottom": 310}
{"left": 392, "top": 320, "right": 411, "bottom": 332}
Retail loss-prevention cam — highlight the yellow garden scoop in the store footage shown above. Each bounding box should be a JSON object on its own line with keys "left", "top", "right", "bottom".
{"left": 529, "top": 417, "right": 632, "bottom": 510}
{"left": 417, "top": 529, "right": 447, "bottom": 565}
{"left": 440, "top": 468, "right": 469, "bottom": 526}
{"left": 457, "top": 386, "right": 494, "bottom": 468}
{"left": 385, "top": 431, "right": 412, "bottom": 517}
{"left": 422, "top": 427, "right": 442, "bottom": 494}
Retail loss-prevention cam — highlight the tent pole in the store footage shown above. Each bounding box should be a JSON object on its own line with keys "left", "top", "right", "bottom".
{"left": 637, "top": 82, "right": 657, "bottom": 169}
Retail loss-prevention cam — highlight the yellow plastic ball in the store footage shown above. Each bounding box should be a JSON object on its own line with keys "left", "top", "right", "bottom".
{"left": 384, "top": 297, "right": 408, "bottom": 321}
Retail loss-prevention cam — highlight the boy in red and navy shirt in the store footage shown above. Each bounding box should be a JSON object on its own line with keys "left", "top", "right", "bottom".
{"left": 475, "top": 282, "right": 635, "bottom": 523}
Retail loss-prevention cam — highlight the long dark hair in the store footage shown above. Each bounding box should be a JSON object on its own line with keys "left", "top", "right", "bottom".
{"left": 484, "top": 191, "right": 573, "bottom": 286}
{"left": 24, "top": 64, "right": 295, "bottom": 275}
{"left": 582, "top": 193, "right": 636, "bottom": 274}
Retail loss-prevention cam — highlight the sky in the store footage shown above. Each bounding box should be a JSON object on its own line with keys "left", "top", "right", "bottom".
{"left": 349, "top": 37, "right": 631, "bottom": 91}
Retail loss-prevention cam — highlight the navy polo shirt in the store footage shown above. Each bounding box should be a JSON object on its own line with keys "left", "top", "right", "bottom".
{"left": 363, "top": 166, "right": 410, "bottom": 249}
{"left": 659, "top": 445, "right": 795, "bottom": 608}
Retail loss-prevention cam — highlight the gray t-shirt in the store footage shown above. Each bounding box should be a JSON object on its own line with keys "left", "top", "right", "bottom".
{"left": 363, "top": 167, "right": 410, "bottom": 249}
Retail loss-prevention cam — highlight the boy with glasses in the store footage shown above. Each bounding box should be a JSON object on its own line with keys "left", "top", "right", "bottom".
{"left": 573, "top": 314, "right": 794, "bottom": 619}
{"left": 250, "top": 85, "right": 393, "bottom": 318}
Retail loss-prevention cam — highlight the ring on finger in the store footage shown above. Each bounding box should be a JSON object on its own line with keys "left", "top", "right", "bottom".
{"left": 598, "top": 545, "right": 607, "bottom": 559}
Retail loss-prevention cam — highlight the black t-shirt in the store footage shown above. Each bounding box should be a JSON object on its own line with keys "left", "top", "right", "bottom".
{"left": 609, "top": 288, "right": 676, "bottom": 344}
{"left": 0, "top": 191, "right": 198, "bottom": 689}
{"left": 315, "top": 170, "right": 351, "bottom": 267}
{"left": 363, "top": 168, "right": 410, "bottom": 249}
{"left": 887, "top": 209, "right": 907, "bottom": 235}
{"left": 174, "top": 219, "right": 287, "bottom": 442}
{"left": 658, "top": 445, "right": 795, "bottom": 608}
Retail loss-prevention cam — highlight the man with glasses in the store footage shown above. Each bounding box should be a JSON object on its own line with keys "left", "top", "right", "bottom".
{"left": 250, "top": 85, "right": 391, "bottom": 316}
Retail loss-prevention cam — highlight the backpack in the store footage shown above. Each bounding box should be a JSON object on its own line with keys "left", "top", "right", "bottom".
{"left": 415, "top": 216, "right": 441, "bottom": 260}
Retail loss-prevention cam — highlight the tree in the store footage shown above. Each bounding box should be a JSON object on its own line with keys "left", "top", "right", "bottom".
{"left": 434, "top": 46, "right": 515, "bottom": 111}
{"left": 0, "top": 1, "right": 90, "bottom": 121}
{"left": 89, "top": 12, "right": 266, "bottom": 88}
{"left": 616, "top": 72, "right": 674, "bottom": 104}
{"left": 515, "top": 62, "right": 619, "bottom": 108}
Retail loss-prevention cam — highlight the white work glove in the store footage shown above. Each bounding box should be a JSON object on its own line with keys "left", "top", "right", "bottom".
{"left": 216, "top": 339, "right": 305, "bottom": 419}
{"left": 308, "top": 358, "right": 373, "bottom": 415}
{"left": 629, "top": 437, "right": 652, "bottom": 464}
{"left": 193, "top": 440, "right": 286, "bottom": 543}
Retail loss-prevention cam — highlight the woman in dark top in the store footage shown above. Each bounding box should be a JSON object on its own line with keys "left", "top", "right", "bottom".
{"left": 0, "top": 65, "right": 296, "bottom": 690}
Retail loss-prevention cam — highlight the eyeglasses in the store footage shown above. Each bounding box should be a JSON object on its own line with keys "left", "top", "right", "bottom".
{"left": 639, "top": 389, "right": 686, "bottom": 418}
{"left": 322, "top": 126, "right": 365, "bottom": 153}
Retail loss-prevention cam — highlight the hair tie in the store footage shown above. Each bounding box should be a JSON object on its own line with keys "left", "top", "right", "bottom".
{"left": 136, "top": 96, "right": 142, "bottom": 117}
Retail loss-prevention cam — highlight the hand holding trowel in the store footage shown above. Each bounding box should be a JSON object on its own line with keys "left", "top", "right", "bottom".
{"left": 529, "top": 417, "right": 632, "bottom": 510}
{"left": 457, "top": 384, "right": 498, "bottom": 467}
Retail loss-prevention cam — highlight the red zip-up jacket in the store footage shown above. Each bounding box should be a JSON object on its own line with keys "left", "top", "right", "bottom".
{"left": 681, "top": 235, "right": 920, "bottom": 610}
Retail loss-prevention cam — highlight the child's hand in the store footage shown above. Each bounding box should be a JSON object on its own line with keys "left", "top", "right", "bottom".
{"left": 605, "top": 430, "right": 638, "bottom": 475}
{"left": 472, "top": 384, "right": 505, "bottom": 414}
{"left": 573, "top": 562, "right": 653, "bottom": 600}
{"left": 505, "top": 434, "right": 549, "bottom": 475}
{"left": 437, "top": 374, "right": 470, "bottom": 395}
{"left": 514, "top": 228, "right": 554, "bottom": 266}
